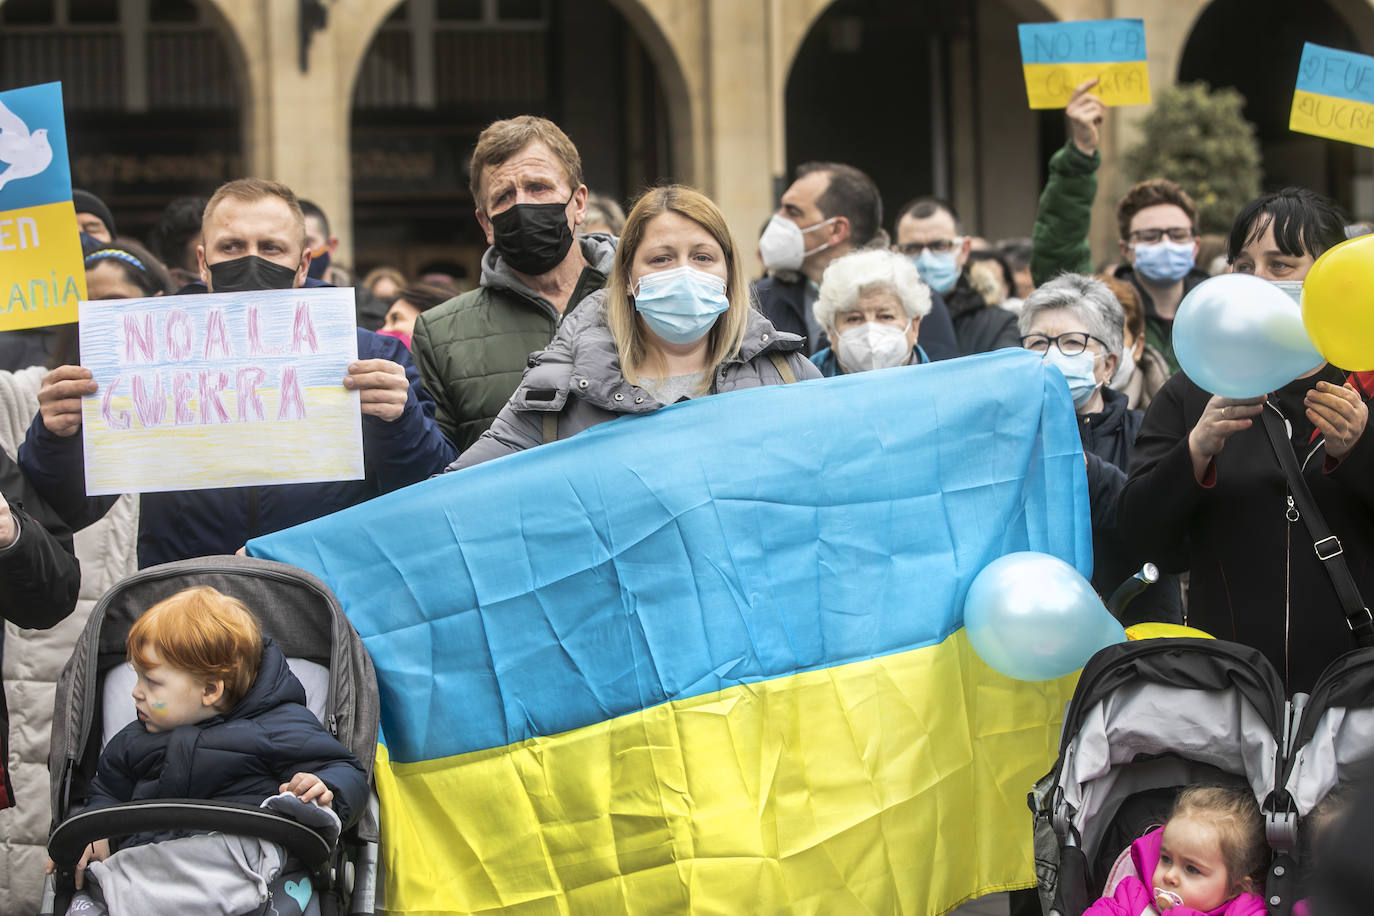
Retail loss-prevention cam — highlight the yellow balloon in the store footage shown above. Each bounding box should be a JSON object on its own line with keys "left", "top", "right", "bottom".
{"left": 1302, "top": 234, "right": 1374, "bottom": 371}
{"left": 1124, "top": 622, "right": 1214, "bottom": 641}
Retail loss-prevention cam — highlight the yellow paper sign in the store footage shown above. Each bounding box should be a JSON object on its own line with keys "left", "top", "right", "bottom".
{"left": 0, "top": 82, "right": 87, "bottom": 330}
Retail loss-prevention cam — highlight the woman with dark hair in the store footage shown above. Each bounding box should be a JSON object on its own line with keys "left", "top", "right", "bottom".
{"left": 378, "top": 283, "right": 457, "bottom": 350}
{"left": 1120, "top": 188, "right": 1373, "bottom": 691}
{"left": 83, "top": 239, "right": 172, "bottom": 301}
{"left": 450, "top": 184, "right": 819, "bottom": 469}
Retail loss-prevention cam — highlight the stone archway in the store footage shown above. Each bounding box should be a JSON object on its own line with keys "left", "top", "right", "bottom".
{"left": 341, "top": 0, "right": 689, "bottom": 278}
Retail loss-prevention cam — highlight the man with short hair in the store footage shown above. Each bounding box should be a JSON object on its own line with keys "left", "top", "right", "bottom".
{"left": 298, "top": 198, "right": 387, "bottom": 331}
{"left": 1027, "top": 79, "right": 1204, "bottom": 375}
{"left": 73, "top": 189, "right": 115, "bottom": 243}
{"left": 411, "top": 116, "right": 616, "bottom": 452}
{"left": 894, "top": 197, "right": 1019, "bottom": 356}
{"left": 1113, "top": 180, "right": 1207, "bottom": 374}
{"left": 756, "top": 161, "right": 959, "bottom": 359}
{"left": 19, "top": 178, "right": 455, "bottom": 567}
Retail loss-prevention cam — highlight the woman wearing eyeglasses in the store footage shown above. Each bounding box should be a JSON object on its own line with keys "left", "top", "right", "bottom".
{"left": 1021, "top": 273, "right": 1181, "bottom": 623}
{"left": 1119, "top": 188, "right": 1374, "bottom": 692}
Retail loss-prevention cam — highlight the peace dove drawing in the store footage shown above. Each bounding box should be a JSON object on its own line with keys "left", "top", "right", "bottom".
{"left": 0, "top": 99, "right": 54, "bottom": 195}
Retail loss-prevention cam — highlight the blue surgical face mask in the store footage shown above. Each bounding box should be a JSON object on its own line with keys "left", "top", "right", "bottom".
{"left": 1132, "top": 240, "right": 1195, "bottom": 284}
{"left": 1042, "top": 348, "right": 1102, "bottom": 410}
{"left": 914, "top": 249, "right": 960, "bottom": 294}
{"left": 632, "top": 266, "right": 730, "bottom": 345}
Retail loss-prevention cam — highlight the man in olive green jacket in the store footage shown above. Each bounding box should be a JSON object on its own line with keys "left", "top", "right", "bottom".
{"left": 411, "top": 116, "right": 617, "bottom": 453}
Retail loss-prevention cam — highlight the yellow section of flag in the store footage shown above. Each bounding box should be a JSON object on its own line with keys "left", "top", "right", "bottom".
{"left": 372, "top": 629, "right": 1078, "bottom": 915}
{"left": 0, "top": 200, "right": 86, "bottom": 331}
{"left": 1021, "top": 61, "right": 1151, "bottom": 109}
{"left": 1290, "top": 88, "right": 1374, "bottom": 148}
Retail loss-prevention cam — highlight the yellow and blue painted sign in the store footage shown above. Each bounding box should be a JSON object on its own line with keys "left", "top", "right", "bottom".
{"left": 1018, "top": 19, "right": 1150, "bottom": 109}
{"left": 0, "top": 81, "right": 86, "bottom": 330}
{"left": 1290, "top": 42, "right": 1374, "bottom": 148}
{"left": 79, "top": 287, "right": 364, "bottom": 496}
{"left": 251, "top": 350, "right": 1091, "bottom": 915}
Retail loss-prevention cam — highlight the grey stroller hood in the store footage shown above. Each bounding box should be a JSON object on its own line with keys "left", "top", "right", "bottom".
{"left": 1031, "top": 637, "right": 1374, "bottom": 916}
{"left": 47, "top": 555, "right": 380, "bottom": 836}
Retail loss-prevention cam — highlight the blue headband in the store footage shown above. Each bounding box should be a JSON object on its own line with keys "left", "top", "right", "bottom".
{"left": 85, "top": 249, "right": 147, "bottom": 274}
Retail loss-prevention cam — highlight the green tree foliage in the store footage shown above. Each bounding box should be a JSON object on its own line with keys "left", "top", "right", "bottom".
{"left": 1124, "top": 83, "right": 1263, "bottom": 235}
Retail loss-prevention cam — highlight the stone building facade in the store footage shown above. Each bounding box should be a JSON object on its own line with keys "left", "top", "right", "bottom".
{"left": 4, "top": 0, "right": 1374, "bottom": 276}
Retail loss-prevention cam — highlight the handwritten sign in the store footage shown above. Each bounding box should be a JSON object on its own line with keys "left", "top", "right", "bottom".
{"left": 0, "top": 82, "right": 87, "bottom": 330}
{"left": 1018, "top": 19, "right": 1150, "bottom": 109}
{"left": 79, "top": 287, "right": 364, "bottom": 496}
{"left": 1290, "top": 42, "right": 1374, "bottom": 148}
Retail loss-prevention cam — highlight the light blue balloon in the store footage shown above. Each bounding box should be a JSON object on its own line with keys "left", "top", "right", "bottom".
{"left": 1173, "top": 273, "right": 1324, "bottom": 398}
{"left": 964, "top": 551, "right": 1126, "bottom": 681}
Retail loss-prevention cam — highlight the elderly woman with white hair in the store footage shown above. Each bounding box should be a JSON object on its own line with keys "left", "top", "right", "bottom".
{"left": 809, "top": 248, "right": 932, "bottom": 376}
{"left": 1021, "top": 273, "right": 1181, "bottom": 623}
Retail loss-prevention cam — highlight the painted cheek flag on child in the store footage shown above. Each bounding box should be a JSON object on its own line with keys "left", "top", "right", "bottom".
{"left": 1018, "top": 19, "right": 1151, "bottom": 109}
{"left": 1290, "top": 42, "right": 1374, "bottom": 148}
{"left": 250, "top": 348, "right": 1091, "bottom": 915}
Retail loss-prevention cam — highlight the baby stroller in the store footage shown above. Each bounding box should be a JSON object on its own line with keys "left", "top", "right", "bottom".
{"left": 1029, "top": 636, "right": 1374, "bottom": 916}
{"left": 39, "top": 556, "right": 381, "bottom": 916}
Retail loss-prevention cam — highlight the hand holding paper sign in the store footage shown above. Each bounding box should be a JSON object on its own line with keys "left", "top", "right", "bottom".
{"left": 344, "top": 358, "right": 409, "bottom": 422}
{"left": 1066, "top": 79, "right": 1106, "bottom": 155}
{"left": 37, "top": 365, "right": 96, "bottom": 437}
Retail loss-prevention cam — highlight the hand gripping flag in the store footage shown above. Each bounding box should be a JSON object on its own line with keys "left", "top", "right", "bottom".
{"left": 250, "top": 348, "right": 1092, "bottom": 914}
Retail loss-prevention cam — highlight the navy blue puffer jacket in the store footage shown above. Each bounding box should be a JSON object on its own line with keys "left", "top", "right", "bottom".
{"left": 87, "top": 637, "right": 367, "bottom": 850}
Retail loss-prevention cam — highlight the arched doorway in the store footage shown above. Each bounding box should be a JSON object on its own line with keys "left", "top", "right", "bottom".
{"left": 348, "top": 0, "right": 674, "bottom": 284}
{"left": 1180, "top": 0, "right": 1374, "bottom": 216}
{"left": 0, "top": 0, "right": 247, "bottom": 240}
{"left": 784, "top": 0, "right": 1061, "bottom": 244}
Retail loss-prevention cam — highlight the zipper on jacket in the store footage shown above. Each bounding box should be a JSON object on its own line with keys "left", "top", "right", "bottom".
{"left": 1285, "top": 494, "right": 1299, "bottom": 686}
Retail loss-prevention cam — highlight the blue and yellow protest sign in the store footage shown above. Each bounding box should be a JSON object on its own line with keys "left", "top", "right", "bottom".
{"left": 0, "top": 81, "right": 86, "bottom": 330}
{"left": 1290, "top": 42, "right": 1374, "bottom": 148}
{"left": 1018, "top": 19, "right": 1150, "bottom": 109}
{"left": 251, "top": 350, "right": 1091, "bottom": 914}
{"left": 80, "top": 287, "right": 364, "bottom": 495}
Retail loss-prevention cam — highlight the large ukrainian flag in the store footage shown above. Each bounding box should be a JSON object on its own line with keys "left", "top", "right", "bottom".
{"left": 250, "top": 348, "right": 1091, "bottom": 914}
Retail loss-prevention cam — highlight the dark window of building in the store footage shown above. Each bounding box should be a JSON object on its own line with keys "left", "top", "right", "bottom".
{"left": 149, "top": 0, "right": 201, "bottom": 23}
{"left": 67, "top": 0, "right": 120, "bottom": 24}
{"left": 0, "top": 0, "right": 56, "bottom": 26}
{"left": 498, "top": 0, "right": 545, "bottom": 20}
{"left": 436, "top": 0, "right": 483, "bottom": 21}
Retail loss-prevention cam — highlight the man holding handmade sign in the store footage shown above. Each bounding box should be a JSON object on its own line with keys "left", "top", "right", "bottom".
{"left": 18, "top": 178, "right": 456, "bottom": 568}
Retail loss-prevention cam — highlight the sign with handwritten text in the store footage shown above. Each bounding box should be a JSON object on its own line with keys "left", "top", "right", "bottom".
{"left": 79, "top": 287, "right": 364, "bottom": 495}
{"left": 1018, "top": 19, "right": 1150, "bottom": 109}
{"left": 0, "top": 81, "right": 87, "bottom": 330}
{"left": 1290, "top": 42, "right": 1374, "bottom": 148}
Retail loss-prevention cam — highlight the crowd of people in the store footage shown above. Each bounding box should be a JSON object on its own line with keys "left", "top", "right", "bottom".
{"left": 1, "top": 87, "right": 1372, "bottom": 913}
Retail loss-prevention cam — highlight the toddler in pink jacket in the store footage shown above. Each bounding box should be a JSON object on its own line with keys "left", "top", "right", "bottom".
{"left": 1086, "top": 786, "right": 1267, "bottom": 916}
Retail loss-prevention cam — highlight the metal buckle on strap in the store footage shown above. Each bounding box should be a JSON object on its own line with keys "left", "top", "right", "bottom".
{"left": 1315, "top": 535, "right": 1344, "bottom": 560}
{"left": 1347, "top": 607, "right": 1373, "bottom": 632}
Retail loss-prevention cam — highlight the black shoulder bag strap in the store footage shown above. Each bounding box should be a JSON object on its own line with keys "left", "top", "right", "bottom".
{"left": 1259, "top": 407, "right": 1374, "bottom": 648}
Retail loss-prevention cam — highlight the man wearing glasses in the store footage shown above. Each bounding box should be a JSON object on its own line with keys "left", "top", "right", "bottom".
{"left": 1113, "top": 180, "right": 1207, "bottom": 375}
{"left": 755, "top": 162, "right": 960, "bottom": 360}
{"left": 893, "top": 197, "right": 1020, "bottom": 356}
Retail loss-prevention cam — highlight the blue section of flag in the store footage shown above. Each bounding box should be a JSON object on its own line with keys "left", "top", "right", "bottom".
{"left": 250, "top": 349, "right": 1092, "bottom": 764}
{"left": 0, "top": 82, "right": 73, "bottom": 213}
{"left": 1018, "top": 19, "right": 1147, "bottom": 65}
{"left": 1295, "top": 42, "right": 1374, "bottom": 106}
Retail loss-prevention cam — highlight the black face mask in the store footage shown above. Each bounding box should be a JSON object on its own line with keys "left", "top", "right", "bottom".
{"left": 207, "top": 255, "right": 299, "bottom": 292}
{"left": 489, "top": 193, "right": 576, "bottom": 276}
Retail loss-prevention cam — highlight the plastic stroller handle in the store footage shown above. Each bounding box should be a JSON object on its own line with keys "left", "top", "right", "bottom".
{"left": 47, "top": 800, "right": 334, "bottom": 876}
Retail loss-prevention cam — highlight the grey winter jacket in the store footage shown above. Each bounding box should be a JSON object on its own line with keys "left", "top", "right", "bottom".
{"left": 450, "top": 292, "right": 821, "bottom": 469}
{"left": 412, "top": 234, "right": 618, "bottom": 452}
